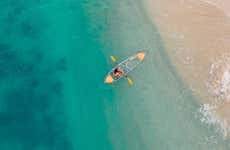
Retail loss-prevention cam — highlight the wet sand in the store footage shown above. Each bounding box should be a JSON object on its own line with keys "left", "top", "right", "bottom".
{"left": 143, "top": 0, "right": 230, "bottom": 136}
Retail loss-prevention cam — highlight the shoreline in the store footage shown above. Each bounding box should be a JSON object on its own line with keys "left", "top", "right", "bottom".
{"left": 143, "top": 0, "right": 230, "bottom": 136}
{"left": 200, "top": 0, "right": 230, "bottom": 18}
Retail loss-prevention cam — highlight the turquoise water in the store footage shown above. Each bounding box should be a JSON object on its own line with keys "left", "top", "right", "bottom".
{"left": 0, "top": 0, "right": 113, "bottom": 149}
{"left": 1, "top": 0, "right": 230, "bottom": 150}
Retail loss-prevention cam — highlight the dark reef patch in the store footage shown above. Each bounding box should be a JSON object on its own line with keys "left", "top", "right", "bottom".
{"left": 20, "top": 17, "right": 40, "bottom": 39}
{"left": 0, "top": 42, "right": 71, "bottom": 150}
{"left": 1, "top": 0, "right": 48, "bottom": 39}
{"left": 0, "top": 43, "right": 35, "bottom": 79}
{"left": 56, "top": 58, "right": 68, "bottom": 71}
{"left": 0, "top": 1, "right": 73, "bottom": 149}
{"left": 6, "top": 7, "right": 24, "bottom": 24}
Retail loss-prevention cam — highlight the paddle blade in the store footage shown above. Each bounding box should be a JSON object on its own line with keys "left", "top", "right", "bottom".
{"left": 110, "top": 56, "right": 116, "bottom": 63}
{"left": 127, "top": 77, "right": 133, "bottom": 85}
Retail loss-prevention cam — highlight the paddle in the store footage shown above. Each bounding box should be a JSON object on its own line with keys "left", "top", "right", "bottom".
{"left": 110, "top": 55, "right": 116, "bottom": 63}
{"left": 126, "top": 76, "right": 133, "bottom": 85}
{"left": 110, "top": 55, "right": 133, "bottom": 85}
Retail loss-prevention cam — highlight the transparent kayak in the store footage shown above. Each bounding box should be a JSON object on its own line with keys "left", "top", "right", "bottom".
{"left": 104, "top": 51, "right": 146, "bottom": 84}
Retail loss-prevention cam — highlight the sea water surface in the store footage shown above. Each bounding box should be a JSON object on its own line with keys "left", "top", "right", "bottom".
{"left": 0, "top": 0, "right": 230, "bottom": 150}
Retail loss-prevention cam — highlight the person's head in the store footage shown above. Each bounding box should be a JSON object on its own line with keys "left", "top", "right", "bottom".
{"left": 114, "top": 68, "right": 118, "bottom": 73}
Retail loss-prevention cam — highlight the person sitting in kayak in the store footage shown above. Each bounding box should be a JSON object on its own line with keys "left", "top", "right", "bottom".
{"left": 113, "top": 67, "right": 125, "bottom": 77}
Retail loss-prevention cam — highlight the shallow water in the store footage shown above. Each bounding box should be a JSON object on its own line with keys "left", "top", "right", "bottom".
{"left": 0, "top": 0, "right": 230, "bottom": 150}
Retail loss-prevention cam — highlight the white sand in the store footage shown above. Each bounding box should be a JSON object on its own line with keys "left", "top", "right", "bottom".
{"left": 143, "top": 0, "right": 230, "bottom": 136}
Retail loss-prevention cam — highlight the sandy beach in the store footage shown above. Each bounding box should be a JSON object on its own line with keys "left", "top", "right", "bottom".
{"left": 143, "top": 0, "right": 230, "bottom": 136}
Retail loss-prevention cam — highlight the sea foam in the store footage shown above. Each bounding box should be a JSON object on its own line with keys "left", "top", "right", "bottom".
{"left": 200, "top": 53, "right": 230, "bottom": 138}
{"left": 199, "top": 103, "right": 229, "bottom": 138}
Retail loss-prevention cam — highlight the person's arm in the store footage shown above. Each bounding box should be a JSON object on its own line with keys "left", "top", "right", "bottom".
{"left": 121, "top": 71, "right": 126, "bottom": 76}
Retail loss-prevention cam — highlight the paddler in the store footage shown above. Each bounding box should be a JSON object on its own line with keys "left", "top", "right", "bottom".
{"left": 113, "top": 67, "right": 125, "bottom": 77}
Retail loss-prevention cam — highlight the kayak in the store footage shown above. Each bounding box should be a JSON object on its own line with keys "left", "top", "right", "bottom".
{"left": 104, "top": 51, "right": 146, "bottom": 84}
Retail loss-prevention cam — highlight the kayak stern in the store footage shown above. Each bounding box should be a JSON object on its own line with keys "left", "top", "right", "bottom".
{"left": 104, "top": 75, "right": 114, "bottom": 84}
